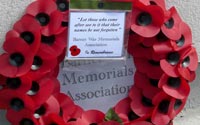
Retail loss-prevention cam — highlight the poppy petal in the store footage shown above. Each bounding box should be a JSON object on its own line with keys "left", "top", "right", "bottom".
{"left": 0, "top": 89, "right": 35, "bottom": 111}
{"left": 28, "top": 77, "right": 56, "bottom": 106}
{"left": 129, "top": 86, "right": 154, "bottom": 116}
{"left": 6, "top": 109, "right": 39, "bottom": 125}
{"left": 161, "top": 7, "right": 182, "bottom": 40}
{"left": 26, "top": 0, "right": 57, "bottom": 16}
{"left": 81, "top": 110, "right": 105, "bottom": 124}
{"left": 159, "top": 74, "right": 190, "bottom": 99}
{"left": 160, "top": 59, "right": 179, "bottom": 77}
{"left": 114, "top": 97, "right": 131, "bottom": 122}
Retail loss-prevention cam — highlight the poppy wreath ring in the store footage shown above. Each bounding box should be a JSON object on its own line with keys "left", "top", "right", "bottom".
{"left": 0, "top": 0, "right": 198, "bottom": 125}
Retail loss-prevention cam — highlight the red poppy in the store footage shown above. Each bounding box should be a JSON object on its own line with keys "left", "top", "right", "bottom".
{"left": 25, "top": 49, "right": 58, "bottom": 80}
{"left": 80, "top": 110, "right": 105, "bottom": 124}
{"left": 54, "top": 93, "right": 78, "bottom": 122}
{"left": 152, "top": 92, "right": 185, "bottom": 125}
{"left": 58, "top": 47, "right": 67, "bottom": 63}
{"left": 34, "top": 95, "right": 60, "bottom": 119}
{"left": 152, "top": 35, "right": 173, "bottom": 60}
{"left": 130, "top": 121, "right": 154, "bottom": 125}
{"left": 129, "top": 86, "right": 155, "bottom": 117}
{"left": 148, "top": 0, "right": 166, "bottom": 9}
{"left": 134, "top": 57, "right": 163, "bottom": 79}
{"left": 68, "top": 110, "right": 105, "bottom": 125}
{"left": 135, "top": 0, "right": 151, "bottom": 5}
{"left": 131, "top": 1, "right": 164, "bottom": 37}
{"left": 151, "top": 92, "right": 181, "bottom": 125}
{"left": 151, "top": 92, "right": 174, "bottom": 125}
{"left": 158, "top": 74, "right": 190, "bottom": 99}
{"left": 128, "top": 31, "right": 156, "bottom": 56}
{"left": 66, "top": 105, "right": 84, "bottom": 123}
{"left": 170, "top": 22, "right": 192, "bottom": 51}
{"left": 51, "top": 77, "right": 61, "bottom": 94}
{"left": 6, "top": 109, "right": 40, "bottom": 125}
{"left": 46, "top": 64, "right": 60, "bottom": 78}
{"left": 99, "top": 121, "right": 121, "bottom": 125}
{"left": 6, "top": 15, "right": 41, "bottom": 54}
{"left": 0, "top": 39, "right": 34, "bottom": 77}
{"left": 40, "top": 113, "right": 66, "bottom": 125}
{"left": 53, "top": 0, "right": 69, "bottom": 24}
{"left": 128, "top": 32, "right": 144, "bottom": 54}
{"left": 70, "top": 45, "right": 81, "bottom": 56}
{"left": 161, "top": 7, "right": 182, "bottom": 40}
{"left": 106, "top": 0, "right": 133, "bottom": 2}
{"left": 26, "top": 0, "right": 64, "bottom": 35}
{"left": 0, "top": 89, "right": 35, "bottom": 111}
{"left": 136, "top": 0, "right": 166, "bottom": 11}
{"left": 27, "top": 77, "right": 56, "bottom": 107}
{"left": 160, "top": 47, "right": 198, "bottom": 81}
{"left": 134, "top": 71, "right": 157, "bottom": 88}
{"left": 134, "top": 71, "right": 161, "bottom": 97}
{"left": 169, "top": 97, "right": 187, "bottom": 119}
{"left": 0, "top": 75, "right": 32, "bottom": 94}
{"left": 114, "top": 97, "right": 133, "bottom": 123}
{"left": 128, "top": 34, "right": 153, "bottom": 59}
{"left": 141, "top": 36, "right": 157, "bottom": 47}
{"left": 114, "top": 97, "right": 152, "bottom": 125}
{"left": 38, "top": 29, "right": 67, "bottom": 59}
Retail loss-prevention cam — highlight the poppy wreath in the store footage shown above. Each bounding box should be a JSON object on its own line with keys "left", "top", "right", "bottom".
{"left": 0, "top": 0, "right": 198, "bottom": 125}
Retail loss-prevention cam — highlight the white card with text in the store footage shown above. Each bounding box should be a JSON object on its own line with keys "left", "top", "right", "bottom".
{"left": 67, "top": 12, "right": 126, "bottom": 58}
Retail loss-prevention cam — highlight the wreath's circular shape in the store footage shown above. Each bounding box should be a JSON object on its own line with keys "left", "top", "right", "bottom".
{"left": 0, "top": 0, "right": 198, "bottom": 125}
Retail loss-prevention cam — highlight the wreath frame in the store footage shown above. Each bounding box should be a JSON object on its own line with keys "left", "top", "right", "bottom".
{"left": 0, "top": 0, "right": 198, "bottom": 125}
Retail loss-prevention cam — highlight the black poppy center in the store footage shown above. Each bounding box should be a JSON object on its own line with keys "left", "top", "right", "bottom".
{"left": 129, "top": 29, "right": 135, "bottom": 35}
{"left": 150, "top": 1, "right": 157, "bottom": 5}
{"left": 67, "top": 118, "right": 77, "bottom": 122}
{"left": 9, "top": 53, "right": 25, "bottom": 67}
{"left": 142, "top": 96, "right": 153, "bottom": 107}
{"left": 50, "top": 123, "right": 58, "bottom": 125}
{"left": 35, "top": 13, "right": 50, "bottom": 26}
{"left": 10, "top": 98, "right": 24, "bottom": 111}
{"left": 174, "top": 99, "right": 182, "bottom": 110}
{"left": 164, "top": 18, "right": 174, "bottom": 29}
{"left": 167, "top": 52, "right": 180, "bottom": 65}
{"left": 90, "top": 123, "right": 98, "bottom": 125}
{"left": 182, "top": 56, "right": 190, "bottom": 68}
{"left": 20, "top": 31, "right": 35, "bottom": 44}
{"left": 41, "top": 35, "right": 56, "bottom": 45}
{"left": 148, "top": 60, "right": 160, "bottom": 66}
{"left": 34, "top": 105, "right": 46, "bottom": 118}
{"left": 137, "top": 12, "right": 152, "bottom": 26}
{"left": 27, "top": 81, "right": 40, "bottom": 96}
{"left": 158, "top": 100, "right": 170, "bottom": 114}
{"left": 31, "top": 56, "right": 43, "bottom": 70}
{"left": 140, "top": 43, "right": 149, "bottom": 48}
{"left": 167, "top": 77, "right": 181, "bottom": 89}
{"left": 128, "top": 111, "right": 139, "bottom": 121}
{"left": 62, "top": 21, "right": 68, "bottom": 27}
{"left": 56, "top": 0, "right": 69, "bottom": 11}
{"left": 6, "top": 77, "right": 21, "bottom": 89}
{"left": 149, "top": 79, "right": 159, "bottom": 87}
{"left": 59, "top": 107, "right": 63, "bottom": 116}
{"left": 176, "top": 35, "right": 185, "bottom": 47}
{"left": 20, "top": 118, "right": 34, "bottom": 125}
{"left": 156, "top": 31, "right": 169, "bottom": 42}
